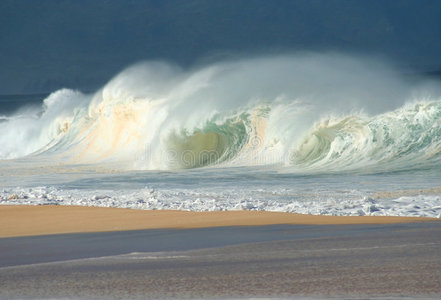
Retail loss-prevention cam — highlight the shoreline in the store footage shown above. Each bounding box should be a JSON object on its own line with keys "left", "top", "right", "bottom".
{"left": 1, "top": 205, "right": 438, "bottom": 238}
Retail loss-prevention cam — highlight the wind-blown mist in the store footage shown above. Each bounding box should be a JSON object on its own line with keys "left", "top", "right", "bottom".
{"left": 2, "top": 53, "right": 441, "bottom": 172}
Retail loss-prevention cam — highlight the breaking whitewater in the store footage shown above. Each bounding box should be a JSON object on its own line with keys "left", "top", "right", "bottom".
{"left": 1, "top": 54, "right": 441, "bottom": 217}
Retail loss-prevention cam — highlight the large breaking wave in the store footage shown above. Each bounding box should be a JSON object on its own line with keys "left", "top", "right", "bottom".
{"left": 1, "top": 54, "right": 441, "bottom": 172}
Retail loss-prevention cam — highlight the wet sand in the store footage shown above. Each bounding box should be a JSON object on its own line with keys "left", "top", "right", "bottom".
{"left": 1, "top": 222, "right": 441, "bottom": 298}
{"left": 0, "top": 205, "right": 435, "bottom": 238}
{"left": 1, "top": 205, "right": 440, "bottom": 298}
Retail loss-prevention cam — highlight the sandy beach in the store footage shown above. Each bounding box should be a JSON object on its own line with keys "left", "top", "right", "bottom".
{"left": 0, "top": 205, "right": 436, "bottom": 238}
{"left": 1, "top": 205, "right": 440, "bottom": 298}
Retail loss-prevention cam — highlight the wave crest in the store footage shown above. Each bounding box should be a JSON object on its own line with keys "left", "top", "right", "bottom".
{"left": 2, "top": 54, "right": 441, "bottom": 173}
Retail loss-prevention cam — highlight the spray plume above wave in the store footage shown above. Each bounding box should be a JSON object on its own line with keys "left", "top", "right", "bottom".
{"left": 1, "top": 53, "right": 441, "bottom": 173}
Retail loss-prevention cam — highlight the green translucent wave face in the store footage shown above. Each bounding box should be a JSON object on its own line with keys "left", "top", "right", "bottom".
{"left": 166, "top": 114, "right": 250, "bottom": 169}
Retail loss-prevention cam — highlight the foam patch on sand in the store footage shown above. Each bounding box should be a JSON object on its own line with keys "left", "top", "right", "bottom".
{"left": 1, "top": 186, "right": 440, "bottom": 218}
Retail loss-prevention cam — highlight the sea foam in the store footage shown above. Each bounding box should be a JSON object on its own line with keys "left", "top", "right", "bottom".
{"left": 1, "top": 185, "right": 441, "bottom": 218}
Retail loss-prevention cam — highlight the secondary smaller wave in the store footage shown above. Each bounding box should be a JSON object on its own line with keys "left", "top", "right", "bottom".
{"left": 0, "top": 89, "right": 88, "bottom": 159}
{"left": 290, "top": 101, "right": 441, "bottom": 172}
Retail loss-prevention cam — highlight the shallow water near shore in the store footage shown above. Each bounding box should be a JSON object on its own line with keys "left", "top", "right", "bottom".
{"left": 1, "top": 160, "right": 441, "bottom": 217}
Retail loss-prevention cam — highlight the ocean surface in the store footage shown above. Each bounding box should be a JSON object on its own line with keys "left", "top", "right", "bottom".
{"left": 1, "top": 54, "right": 441, "bottom": 218}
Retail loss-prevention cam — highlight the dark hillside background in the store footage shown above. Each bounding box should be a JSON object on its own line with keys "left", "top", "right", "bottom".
{"left": 1, "top": 0, "right": 441, "bottom": 94}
